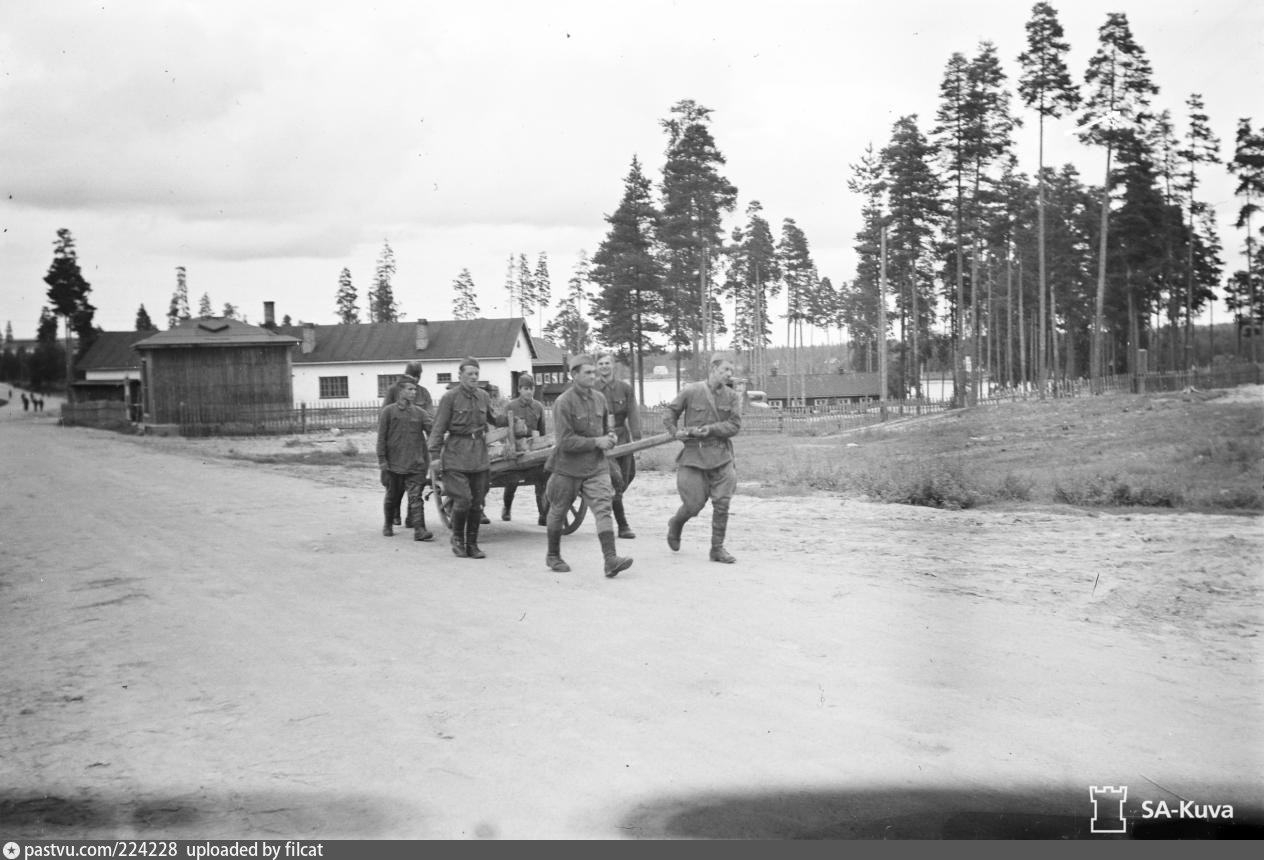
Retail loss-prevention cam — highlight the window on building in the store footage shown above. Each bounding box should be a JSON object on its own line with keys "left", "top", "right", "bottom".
{"left": 437, "top": 372, "right": 452, "bottom": 384}
{"left": 319, "top": 376, "right": 350, "bottom": 399}
{"left": 377, "top": 375, "right": 400, "bottom": 399}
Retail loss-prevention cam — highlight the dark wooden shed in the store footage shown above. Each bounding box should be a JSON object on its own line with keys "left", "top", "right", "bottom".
{"left": 133, "top": 318, "right": 300, "bottom": 426}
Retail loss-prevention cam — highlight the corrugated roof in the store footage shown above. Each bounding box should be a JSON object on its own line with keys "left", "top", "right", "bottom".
{"left": 76, "top": 331, "right": 148, "bottom": 371}
{"left": 276, "top": 318, "right": 532, "bottom": 364}
{"left": 133, "top": 317, "right": 300, "bottom": 350}
{"left": 760, "top": 373, "right": 882, "bottom": 398}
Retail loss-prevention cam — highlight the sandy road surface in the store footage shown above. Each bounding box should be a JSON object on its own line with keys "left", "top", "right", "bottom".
{"left": 1, "top": 407, "right": 1261, "bottom": 839}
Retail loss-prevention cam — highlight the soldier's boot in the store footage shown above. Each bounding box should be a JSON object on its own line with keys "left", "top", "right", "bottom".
{"left": 545, "top": 527, "right": 570, "bottom": 572}
{"left": 537, "top": 498, "right": 549, "bottom": 527}
{"left": 599, "top": 530, "right": 633, "bottom": 578}
{"left": 450, "top": 509, "right": 469, "bottom": 558}
{"left": 613, "top": 497, "right": 636, "bottom": 539}
{"left": 709, "top": 510, "right": 735, "bottom": 564}
{"left": 501, "top": 502, "right": 512, "bottom": 522}
{"left": 666, "top": 512, "right": 685, "bottom": 552}
{"left": 394, "top": 496, "right": 403, "bottom": 527}
{"left": 412, "top": 499, "right": 434, "bottom": 542}
{"left": 382, "top": 498, "right": 395, "bottom": 537}
{"left": 465, "top": 510, "right": 487, "bottom": 559}
{"left": 479, "top": 511, "right": 491, "bottom": 525}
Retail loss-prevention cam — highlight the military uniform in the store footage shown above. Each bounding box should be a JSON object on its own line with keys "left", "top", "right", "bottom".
{"left": 544, "top": 359, "right": 632, "bottom": 577}
{"left": 594, "top": 375, "right": 641, "bottom": 537}
{"left": 376, "top": 397, "right": 435, "bottom": 540}
{"left": 502, "top": 394, "right": 549, "bottom": 524}
{"left": 663, "top": 380, "right": 742, "bottom": 562}
{"left": 428, "top": 380, "right": 509, "bottom": 557}
{"left": 382, "top": 367, "right": 434, "bottom": 526}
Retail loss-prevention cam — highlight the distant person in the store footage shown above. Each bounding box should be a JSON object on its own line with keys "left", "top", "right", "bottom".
{"left": 500, "top": 375, "right": 549, "bottom": 525}
{"left": 382, "top": 361, "right": 434, "bottom": 527}
{"left": 377, "top": 375, "right": 434, "bottom": 541}
{"left": 21, "top": 393, "right": 29, "bottom": 412}
{"left": 543, "top": 354, "right": 633, "bottom": 578}
{"left": 662, "top": 355, "right": 742, "bottom": 564}
{"left": 594, "top": 351, "right": 642, "bottom": 539}
{"left": 428, "top": 357, "right": 509, "bottom": 559}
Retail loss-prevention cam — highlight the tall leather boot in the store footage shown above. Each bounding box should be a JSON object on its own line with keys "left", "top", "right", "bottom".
{"left": 545, "top": 527, "right": 570, "bottom": 572}
{"left": 599, "top": 530, "right": 633, "bottom": 578}
{"left": 709, "top": 509, "right": 735, "bottom": 563}
{"left": 613, "top": 497, "right": 636, "bottom": 539}
{"left": 465, "top": 509, "right": 486, "bottom": 559}
{"left": 450, "top": 508, "right": 469, "bottom": 558}
{"left": 666, "top": 511, "right": 686, "bottom": 551}
{"left": 382, "top": 497, "right": 395, "bottom": 537}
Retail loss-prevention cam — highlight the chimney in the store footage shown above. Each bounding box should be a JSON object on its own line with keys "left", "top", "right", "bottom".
{"left": 415, "top": 318, "right": 430, "bottom": 351}
{"left": 301, "top": 322, "right": 316, "bottom": 354}
{"left": 263, "top": 301, "right": 276, "bottom": 328}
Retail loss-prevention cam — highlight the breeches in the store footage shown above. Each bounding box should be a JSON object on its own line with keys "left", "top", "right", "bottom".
{"left": 444, "top": 469, "right": 490, "bottom": 513}
{"left": 676, "top": 462, "right": 736, "bottom": 518}
{"left": 611, "top": 453, "right": 636, "bottom": 499}
{"left": 546, "top": 471, "right": 613, "bottom": 534}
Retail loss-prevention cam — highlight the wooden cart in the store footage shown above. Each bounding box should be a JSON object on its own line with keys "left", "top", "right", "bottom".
{"left": 430, "top": 429, "right": 675, "bottom": 534}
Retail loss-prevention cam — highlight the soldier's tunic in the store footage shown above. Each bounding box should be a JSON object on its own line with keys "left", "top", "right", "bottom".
{"left": 376, "top": 399, "right": 434, "bottom": 529}
{"left": 546, "top": 384, "right": 614, "bottom": 534}
{"left": 428, "top": 383, "right": 508, "bottom": 514}
{"left": 594, "top": 376, "right": 641, "bottom": 496}
{"left": 662, "top": 380, "right": 742, "bottom": 519}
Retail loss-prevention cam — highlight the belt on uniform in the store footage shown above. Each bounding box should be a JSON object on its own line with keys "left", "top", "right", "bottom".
{"left": 612, "top": 418, "right": 627, "bottom": 428}
{"left": 449, "top": 428, "right": 487, "bottom": 440}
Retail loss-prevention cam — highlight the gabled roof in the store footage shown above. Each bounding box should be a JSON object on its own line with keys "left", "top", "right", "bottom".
{"left": 133, "top": 317, "right": 300, "bottom": 350}
{"left": 277, "top": 318, "right": 534, "bottom": 364}
{"left": 531, "top": 336, "right": 566, "bottom": 366}
{"left": 760, "top": 373, "right": 882, "bottom": 398}
{"left": 76, "top": 331, "right": 148, "bottom": 371}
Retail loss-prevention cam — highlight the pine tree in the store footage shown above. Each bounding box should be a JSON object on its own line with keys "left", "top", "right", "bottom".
{"left": 503, "top": 254, "right": 518, "bottom": 318}
{"left": 844, "top": 146, "right": 886, "bottom": 376}
{"left": 659, "top": 99, "right": 738, "bottom": 375}
{"left": 222, "top": 303, "right": 239, "bottom": 320}
{"left": 135, "top": 304, "right": 157, "bottom": 331}
{"left": 723, "top": 201, "right": 780, "bottom": 387}
{"left": 335, "top": 267, "right": 360, "bottom": 324}
{"left": 516, "top": 254, "right": 535, "bottom": 319}
{"left": 591, "top": 156, "right": 665, "bottom": 402}
{"left": 451, "top": 268, "right": 481, "bottom": 320}
{"left": 1077, "top": 11, "right": 1158, "bottom": 385}
{"left": 1227, "top": 117, "right": 1264, "bottom": 357}
{"left": 168, "top": 266, "right": 190, "bottom": 329}
{"left": 778, "top": 217, "right": 818, "bottom": 403}
{"left": 881, "top": 115, "right": 943, "bottom": 396}
{"left": 1176, "top": 93, "right": 1222, "bottom": 364}
{"left": 533, "top": 252, "right": 552, "bottom": 333}
{"left": 43, "top": 228, "right": 95, "bottom": 378}
{"left": 369, "top": 240, "right": 400, "bottom": 322}
{"left": 933, "top": 52, "right": 972, "bottom": 405}
{"left": 1019, "top": 1, "right": 1079, "bottom": 394}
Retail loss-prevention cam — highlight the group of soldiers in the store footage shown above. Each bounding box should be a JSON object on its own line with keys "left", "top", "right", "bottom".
{"left": 376, "top": 352, "right": 741, "bottom": 577}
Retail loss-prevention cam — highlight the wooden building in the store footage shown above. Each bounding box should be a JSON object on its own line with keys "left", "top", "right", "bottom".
{"left": 133, "top": 318, "right": 300, "bottom": 425}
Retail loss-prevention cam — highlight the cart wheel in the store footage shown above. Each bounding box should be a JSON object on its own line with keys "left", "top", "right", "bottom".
{"left": 561, "top": 496, "right": 587, "bottom": 535}
{"left": 433, "top": 482, "right": 453, "bottom": 530}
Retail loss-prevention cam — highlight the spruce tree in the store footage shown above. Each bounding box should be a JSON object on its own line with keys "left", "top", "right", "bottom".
{"left": 1227, "top": 117, "right": 1264, "bottom": 358}
{"left": 591, "top": 156, "right": 665, "bottom": 402}
{"left": 370, "top": 240, "right": 400, "bottom": 322}
{"left": 545, "top": 251, "right": 593, "bottom": 356}
{"left": 451, "top": 269, "right": 481, "bottom": 320}
{"left": 198, "top": 292, "right": 214, "bottom": 318}
{"left": 135, "top": 304, "right": 157, "bottom": 331}
{"left": 43, "top": 228, "right": 95, "bottom": 379}
{"left": 168, "top": 266, "right": 190, "bottom": 329}
{"left": 335, "top": 267, "right": 360, "bottom": 324}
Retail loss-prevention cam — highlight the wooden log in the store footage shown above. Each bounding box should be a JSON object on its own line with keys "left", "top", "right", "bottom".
{"left": 491, "top": 431, "right": 677, "bottom": 472}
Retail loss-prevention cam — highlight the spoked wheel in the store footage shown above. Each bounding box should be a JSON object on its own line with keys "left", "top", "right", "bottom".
{"left": 561, "top": 495, "right": 587, "bottom": 535}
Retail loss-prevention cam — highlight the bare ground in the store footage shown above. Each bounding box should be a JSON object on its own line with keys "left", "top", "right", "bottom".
{"left": 1, "top": 390, "right": 1261, "bottom": 839}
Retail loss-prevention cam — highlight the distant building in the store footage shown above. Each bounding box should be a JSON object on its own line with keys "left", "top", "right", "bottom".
{"left": 530, "top": 336, "right": 568, "bottom": 404}
{"left": 276, "top": 317, "right": 536, "bottom": 403}
{"left": 72, "top": 330, "right": 151, "bottom": 419}
{"left": 760, "top": 373, "right": 881, "bottom": 409}
{"left": 133, "top": 318, "right": 300, "bottom": 424}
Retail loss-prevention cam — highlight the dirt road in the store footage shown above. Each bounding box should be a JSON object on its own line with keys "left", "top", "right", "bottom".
{"left": 1, "top": 409, "right": 1261, "bottom": 839}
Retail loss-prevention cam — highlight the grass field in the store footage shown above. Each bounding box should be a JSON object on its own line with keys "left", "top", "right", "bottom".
{"left": 636, "top": 386, "right": 1264, "bottom": 512}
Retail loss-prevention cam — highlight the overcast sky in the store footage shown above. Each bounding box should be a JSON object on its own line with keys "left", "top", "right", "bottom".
{"left": 2, "top": 0, "right": 1260, "bottom": 340}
